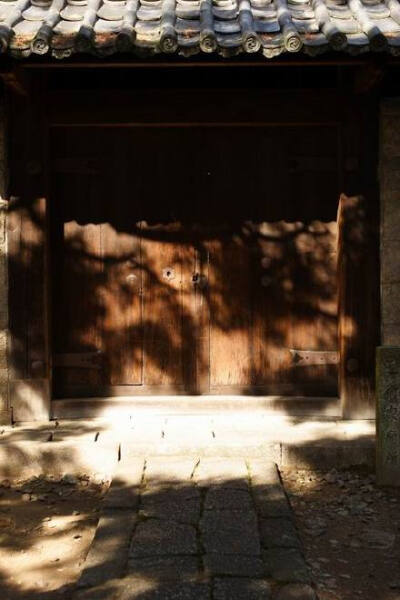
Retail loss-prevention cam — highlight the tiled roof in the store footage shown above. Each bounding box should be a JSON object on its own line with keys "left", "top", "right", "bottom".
{"left": 0, "top": 0, "right": 400, "bottom": 59}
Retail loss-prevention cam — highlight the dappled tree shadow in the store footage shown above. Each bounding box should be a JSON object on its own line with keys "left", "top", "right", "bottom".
{"left": 39, "top": 125, "right": 341, "bottom": 401}
{"left": 0, "top": 65, "right": 383, "bottom": 600}
{"left": 0, "top": 450, "right": 382, "bottom": 600}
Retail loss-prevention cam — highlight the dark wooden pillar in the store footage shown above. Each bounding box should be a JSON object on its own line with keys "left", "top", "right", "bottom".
{"left": 7, "top": 73, "right": 51, "bottom": 421}
{"left": 338, "top": 194, "right": 379, "bottom": 419}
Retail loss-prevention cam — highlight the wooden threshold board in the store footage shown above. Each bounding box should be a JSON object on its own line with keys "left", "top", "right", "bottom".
{"left": 51, "top": 396, "right": 341, "bottom": 420}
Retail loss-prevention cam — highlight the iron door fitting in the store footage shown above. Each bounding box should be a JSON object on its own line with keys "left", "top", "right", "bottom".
{"left": 192, "top": 273, "right": 208, "bottom": 289}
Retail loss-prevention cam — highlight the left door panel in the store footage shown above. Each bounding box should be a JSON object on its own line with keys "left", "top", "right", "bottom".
{"left": 51, "top": 164, "right": 144, "bottom": 395}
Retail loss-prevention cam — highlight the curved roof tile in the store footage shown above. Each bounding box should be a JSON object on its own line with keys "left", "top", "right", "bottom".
{"left": 0, "top": 0, "right": 400, "bottom": 57}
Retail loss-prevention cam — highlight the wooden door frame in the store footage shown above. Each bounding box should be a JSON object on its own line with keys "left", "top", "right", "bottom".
{"left": 6, "top": 75, "right": 380, "bottom": 420}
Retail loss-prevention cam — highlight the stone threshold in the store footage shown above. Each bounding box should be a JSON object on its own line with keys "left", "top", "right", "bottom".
{"left": 0, "top": 417, "right": 375, "bottom": 480}
{"left": 51, "top": 396, "right": 342, "bottom": 420}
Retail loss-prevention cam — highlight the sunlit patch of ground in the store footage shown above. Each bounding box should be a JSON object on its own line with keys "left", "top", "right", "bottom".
{"left": 0, "top": 474, "right": 109, "bottom": 599}
{"left": 282, "top": 467, "right": 400, "bottom": 600}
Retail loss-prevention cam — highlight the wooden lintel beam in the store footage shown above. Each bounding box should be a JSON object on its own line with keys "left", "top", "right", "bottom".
{"left": 20, "top": 58, "right": 369, "bottom": 69}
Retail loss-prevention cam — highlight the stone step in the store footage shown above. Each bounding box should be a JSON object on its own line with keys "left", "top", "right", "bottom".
{"left": 51, "top": 395, "right": 342, "bottom": 420}
{"left": 0, "top": 417, "right": 375, "bottom": 479}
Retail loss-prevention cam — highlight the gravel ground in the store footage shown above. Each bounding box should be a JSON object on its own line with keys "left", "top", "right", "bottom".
{"left": 281, "top": 467, "right": 400, "bottom": 600}
{"left": 0, "top": 474, "right": 109, "bottom": 599}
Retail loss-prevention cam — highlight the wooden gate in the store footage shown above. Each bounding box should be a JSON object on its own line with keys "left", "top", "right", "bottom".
{"left": 5, "top": 79, "right": 380, "bottom": 420}
{"left": 51, "top": 126, "right": 340, "bottom": 398}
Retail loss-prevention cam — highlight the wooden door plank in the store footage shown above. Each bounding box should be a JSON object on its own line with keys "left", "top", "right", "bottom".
{"left": 141, "top": 223, "right": 190, "bottom": 387}
{"left": 101, "top": 223, "right": 143, "bottom": 385}
{"left": 209, "top": 233, "right": 252, "bottom": 388}
{"left": 288, "top": 221, "right": 339, "bottom": 391}
{"left": 252, "top": 223, "right": 296, "bottom": 388}
{"left": 56, "top": 218, "right": 104, "bottom": 388}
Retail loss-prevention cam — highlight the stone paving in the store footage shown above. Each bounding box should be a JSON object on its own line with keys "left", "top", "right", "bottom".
{"left": 73, "top": 457, "right": 317, "bottom": 600}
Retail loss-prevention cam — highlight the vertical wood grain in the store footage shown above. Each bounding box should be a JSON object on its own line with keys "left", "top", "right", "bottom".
{"left": 338, "top": 194, "right": 377, "bottom": 419}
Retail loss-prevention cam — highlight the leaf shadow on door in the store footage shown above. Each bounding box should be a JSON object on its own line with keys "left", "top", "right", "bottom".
{"left": 48, "top": 190, "right": 340, "bottom": 397}
{"left": 9, "top": 125, "right": 347, "bottom": 399}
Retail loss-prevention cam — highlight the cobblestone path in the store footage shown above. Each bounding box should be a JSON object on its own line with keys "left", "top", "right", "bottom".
{"left": 74, "top": 458, "right": 317, "bottom": 600}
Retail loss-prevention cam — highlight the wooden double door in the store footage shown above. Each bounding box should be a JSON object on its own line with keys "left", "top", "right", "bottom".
{"left": 51, "top": 126, "right": 339, "bottom": 398}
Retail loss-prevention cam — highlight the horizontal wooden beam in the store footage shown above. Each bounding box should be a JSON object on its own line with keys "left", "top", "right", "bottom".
{"left": 46, "top": 88, "right": 355, "bottom": 126}
{"left": 10, "top": 55, "right": 399, "bottom": 70}
{"left": 49, "top": 121, "right": 340, "bottom": 128}
{"left": 20, "top": 59, "right": 366, "bottom": 69}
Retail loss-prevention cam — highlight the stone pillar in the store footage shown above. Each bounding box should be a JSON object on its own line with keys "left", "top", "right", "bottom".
{"left": 380, "top": 100, "right": 400, "bottom": 345}
{"left": 377, "top": 100, "right": 400, "bottom": 485}
{"left": 0, "top": 97, "right": 10, "bottom": 425}
{"left": 376, "top": 347, "right": 400, "bottom": 485}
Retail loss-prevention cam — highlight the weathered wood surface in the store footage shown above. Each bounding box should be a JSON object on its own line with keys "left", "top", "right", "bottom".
{"left": 337, "top": 194, "right": 378, "bottom": 419}
{"left": 141, "top": 222, "right": 189, "bottom": 387}
{"left": 46, "top": 89, "right": 356, "bottom": 128}
{"left": 208, "top": 235, "right": 253, "bottom": 388}
{"left": 51, "top": 126, "right": 341, "bottom": 398}
{"left": 102, "top": 222, "right": 143, "bottom": 385}
{"left": 53, "top": 352, "right": 103, "bottom": 369}
{"left": 7, "top": 75, "right": 51, "bottom": 420}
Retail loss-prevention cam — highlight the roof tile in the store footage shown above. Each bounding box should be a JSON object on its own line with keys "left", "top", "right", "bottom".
{"left": 0, "top": 0, "right": 398, "bottom": 57}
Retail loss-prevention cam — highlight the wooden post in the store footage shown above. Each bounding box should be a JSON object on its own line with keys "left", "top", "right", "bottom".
{"left": 337, "top": 194, "right": 379, "bottom": 419}
{"left": 7, "top": 73, "right": 51, "bottom": 422}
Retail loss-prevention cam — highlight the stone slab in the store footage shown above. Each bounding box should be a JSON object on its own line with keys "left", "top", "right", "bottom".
{"left": 382, "top": 323, "right": 400, "bottom": 347}
{"left": 281, "top": 441, "right": 375, "bottom": 470}
{"left": 381, "top": 191, "right": 400, "bottom": 242}
{"left": 204, "top": 487, "right": 253, "bottom": 511}
{"left": 376, "top": 346, "right": 400, "bottom": 486}
{"left": 129, "top": 519, "right": 197, "bottom": 557}
{"left": 260, "top": 518, "right": 301, "bottom": 549}
{"left": 213, "top": 578, "right": 272, "bottom": 600}
{"left": 73, "top": 580, "right": 122, "bottom": 600}
{"left": 381, "top": 240, "right": 400, "bottom": 282}
{"left": 248, "top": 460, "right": 281, "bottom": 487}
{"left": 200, "top": 509, "right": 260, "bottom": 555}
{"left": 253, "top": 484, "right": 292, "bottom": 518}
{"left": 118, "top": 580, "right": 211, "bottom": 600}
{"left": 204, "top": 553, "right": 265, "bottom": 577}
{"left": 78, "top": 511, "right": 138, "bottom": 588}
{"left": 0, "top": 440, "right": 119, "bottom": 481}
{"left": 273, "top": 584, "right": 317, "bottom": 600}
{"left": 144, "top": 457, "right": 197, "bottom": 486}
{"left": 126, "top": 556, "right": 199, "bottom": 582}
{"left": 382, "top": 283, "right": 400, "bottom": 324}
{"left": 194, "top": 458, "right": 249, "bottom": 488}
{"left": 140, "top": 487, "right": 201, "bottom": 524}
{"left": 263, "top": 548, "right": 311, "bottom": 584}
{"left": 103, "top": 458, "right": 144, "bottom": 509}
{"left": 249, "top": 461, "right": 292, "bottom": 518}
